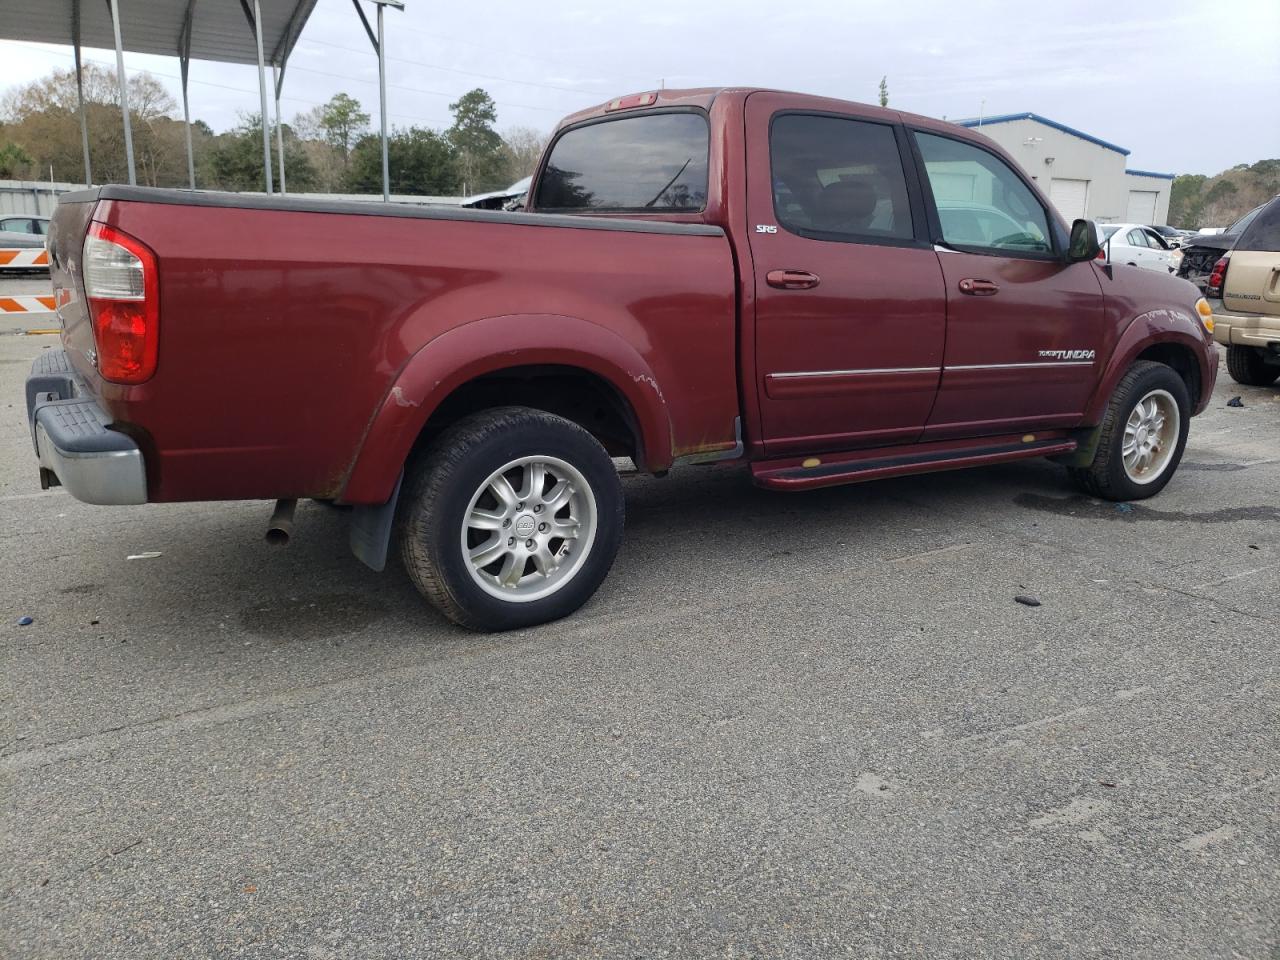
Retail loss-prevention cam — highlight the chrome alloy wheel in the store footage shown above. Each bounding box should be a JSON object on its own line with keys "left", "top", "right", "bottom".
{"left": 1122, "top": 388, "right": 1180, "bottom": 485}
{"left": 460, "top": 456, "right": 598, "bottom": 602}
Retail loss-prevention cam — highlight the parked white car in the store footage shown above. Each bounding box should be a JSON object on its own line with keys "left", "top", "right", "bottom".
{"left": 1098, "top": 223, "right": 1178, "bottom": 273}
{"left": 0, "top": 215, "right": 50, "bottom": 244}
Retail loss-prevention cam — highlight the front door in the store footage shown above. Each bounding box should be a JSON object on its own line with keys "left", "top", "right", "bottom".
{"left": 911, "top": 129, "right": 1106, "bottom": 439}
{"left": 746, "top": 93, "right": 946, "bottom": 455}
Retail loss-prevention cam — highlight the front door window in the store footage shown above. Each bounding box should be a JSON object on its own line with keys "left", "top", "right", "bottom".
{"left": 915, "top": 132, "right": 1053, "bottom": 257}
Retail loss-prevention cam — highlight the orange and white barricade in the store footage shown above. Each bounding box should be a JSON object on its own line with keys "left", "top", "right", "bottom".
{"left": 0, "top": 247, "right": 50, "bottom": 270}
{"left": 0, "top": 294, "right": 56, "bottom": 314}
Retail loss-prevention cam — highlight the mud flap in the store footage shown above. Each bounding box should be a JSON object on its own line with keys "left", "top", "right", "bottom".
{"left": 1051, "top": 424, "right": 1104, "bottom": 468}
{"left": 349, "top": 471, "right": 403, "bottom": 572}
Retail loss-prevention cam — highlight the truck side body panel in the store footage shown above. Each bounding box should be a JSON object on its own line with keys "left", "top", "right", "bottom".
{"left": 58, "top": 194, "right": 739, "bottom": 503}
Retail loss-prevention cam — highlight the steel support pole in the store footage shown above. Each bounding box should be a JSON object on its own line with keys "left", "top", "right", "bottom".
{"left": 107, "top": 0, "right": 136, "bottom": 185}
{"left": 273, "top": 63, "right": 286, "bottom": 194}
{"left": 377, "top": 4, "right": 389, "bottom": 202}
{"left": 252, "top": 0, "right": 274, "bottom": 193}
{"left": 180, "top": 57, "right": 195, "bottom": 189}
{"left": 180, "top": 0, "right": 196, "bottom": 189}
{"left": 73, "top": 1, "right": 92, "bottom": 187}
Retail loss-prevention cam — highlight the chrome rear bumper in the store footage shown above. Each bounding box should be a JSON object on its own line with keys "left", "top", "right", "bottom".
{"left": 26, "top": 350, "right": 147, "bottom": 505}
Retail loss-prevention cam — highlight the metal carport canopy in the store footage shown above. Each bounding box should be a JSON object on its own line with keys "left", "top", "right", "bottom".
{"left": 3, "top": 0, "right": 317, "bottom": 65}
{"left": 1, "top": 0, "right": 321, "bottom": 193}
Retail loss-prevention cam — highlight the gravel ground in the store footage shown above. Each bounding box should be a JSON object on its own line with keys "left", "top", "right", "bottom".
{"left": 2, "top": 280, "right": 1277, "bottom": 958}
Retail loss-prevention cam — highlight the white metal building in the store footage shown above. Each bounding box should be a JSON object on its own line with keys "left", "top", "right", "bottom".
{"left": 956, "top": 113, "right": 1174, "bottom": 225}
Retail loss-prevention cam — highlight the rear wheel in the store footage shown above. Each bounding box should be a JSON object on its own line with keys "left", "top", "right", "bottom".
{"left": 1068, "top": 361, "right": 1189, "bottom": 501}
{"left": 400, "top": 406, "right": 624, "bottom": 631}
{"left": 1225, "top": 344, "right": 1280, "bottom": 386}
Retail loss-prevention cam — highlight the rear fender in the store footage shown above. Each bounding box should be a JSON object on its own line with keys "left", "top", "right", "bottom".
{"left": 340, "top": 313, "right": 672, "bottom": 504}
{"left": 1083, "top": 308, "right": 1211, "bottom": 422}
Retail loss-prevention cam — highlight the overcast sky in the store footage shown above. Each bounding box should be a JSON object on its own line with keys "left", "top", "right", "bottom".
{"left": 3, "top": 0, "right": 1278, "bottom": 176}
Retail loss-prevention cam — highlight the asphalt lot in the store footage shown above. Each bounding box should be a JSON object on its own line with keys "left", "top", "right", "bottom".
{"left": 1, "top": 273, "right": 1277, "bottom": 959}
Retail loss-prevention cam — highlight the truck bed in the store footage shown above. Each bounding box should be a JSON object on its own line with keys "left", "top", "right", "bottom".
{"left": 48, "top": 187, "right": 740, "bottom": 503}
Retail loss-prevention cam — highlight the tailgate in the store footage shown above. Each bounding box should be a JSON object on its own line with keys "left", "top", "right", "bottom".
{"left": 1223, "top": 250, "right": 1280, "bottom": 317}
{"left": 47, "top": 193, "right": 102, "bottom": 387}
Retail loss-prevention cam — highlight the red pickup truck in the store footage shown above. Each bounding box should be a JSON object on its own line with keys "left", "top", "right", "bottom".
{"left": 28, "top": 88, "right": 1217, "bottom": 630}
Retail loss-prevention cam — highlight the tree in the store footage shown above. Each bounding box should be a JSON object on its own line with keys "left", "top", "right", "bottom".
{"left": 313, "top": 93, "right": 370, "bottom": 167}
{"left": 0, "top": 64, "right": 191, "bottom": 186}
{"left": 0, "top": 140, "right": 32, "bottom": 178}
{"left": 498, "top": 126, "right": 549, "bottom": 183}
{"left": 448, "top": 88, "right": 505, "bottom": 194}
{"left": 207, "top": 113, "right": 316, "bottom": 192}
{"left": 1167, "top": 163, "right": 1278, "bottom": 228}
{"left": 343, "top": 126, "right": 460, "bottom": 196}
{"left": 878, "top": 76, "right": 889, "bottom": 108}
{"left": 1168, "top": 174, "right": 1207, "bottom": 228}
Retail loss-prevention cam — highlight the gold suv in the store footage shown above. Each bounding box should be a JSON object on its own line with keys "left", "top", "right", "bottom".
{"left": 1210, "top": 196, "right": 1280, "bottom": 385}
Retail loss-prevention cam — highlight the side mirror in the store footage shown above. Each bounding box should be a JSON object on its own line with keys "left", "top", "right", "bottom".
{"left": 1067, "top": 218, "right": 1102, "bottom": 263}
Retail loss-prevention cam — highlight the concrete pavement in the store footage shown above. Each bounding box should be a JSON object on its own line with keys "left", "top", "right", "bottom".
{"left": 1, "top": 301, "right": 1277, "bottom": 958}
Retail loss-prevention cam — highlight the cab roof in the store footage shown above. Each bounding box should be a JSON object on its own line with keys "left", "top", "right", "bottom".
{"left": 555, "top": 87, "right": 972, "bottom": 141}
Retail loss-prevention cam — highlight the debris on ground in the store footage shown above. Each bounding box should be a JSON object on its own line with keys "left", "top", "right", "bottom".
{"left": 1227, "top": 396, "right": 1244, "bottom": 408}
{"left": 16, "top": 615, "right": 34, "bottom": 626}
{"left": 1014, "top": 595, "right": 1042, "bottom": 607}
{"left": 126, "top": 552, "right": 163, "bottom": 560}
{"left": 1115, "top": 503, "right": 1134, "bottom": 514}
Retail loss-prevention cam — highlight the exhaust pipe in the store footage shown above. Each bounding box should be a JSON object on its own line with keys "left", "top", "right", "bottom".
{"left": 265, "top": 498, "right": 297, "bottom": 546}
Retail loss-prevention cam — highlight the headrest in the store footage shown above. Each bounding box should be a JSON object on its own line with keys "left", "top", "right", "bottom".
{"left": 815, "top": 179, "right": 877, "bottom": 227}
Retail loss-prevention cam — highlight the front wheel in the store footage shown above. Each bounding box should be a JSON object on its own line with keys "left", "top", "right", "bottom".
{"left": 400, "top": 406, "right": 624, "bottom": 631}
{"left": 1067, "top": 361, "right": 1190, "bottom": 501}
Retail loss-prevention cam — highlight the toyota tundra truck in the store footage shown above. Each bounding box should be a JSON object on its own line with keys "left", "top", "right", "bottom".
{"left": 27, "top": 88, "right": 1218, "bottom": 630}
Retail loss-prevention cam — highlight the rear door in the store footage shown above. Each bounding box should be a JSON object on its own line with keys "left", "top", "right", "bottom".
{"left": 910, "top": 129, "right": 1106, "bottom": 438}
{"left": 1125, "top": 228, "right": 1154, "bottom": 269}
{"left": 745, "top": 93, "right": 945, "bottom": 454}
{"left": 1225, "top": 200, "right": 1280, "bottom": 317}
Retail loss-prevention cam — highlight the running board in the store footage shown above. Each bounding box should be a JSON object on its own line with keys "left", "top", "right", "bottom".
{"left": 751, "top": 434, "right": 1078, "bottom": 491}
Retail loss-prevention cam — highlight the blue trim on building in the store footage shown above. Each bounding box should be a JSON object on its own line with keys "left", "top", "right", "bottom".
{"left": 956, "top": 112, "right": 1131, "bottom": 157}
{"left": 1125, "top": 169, "right": 1176, "bottom": 180}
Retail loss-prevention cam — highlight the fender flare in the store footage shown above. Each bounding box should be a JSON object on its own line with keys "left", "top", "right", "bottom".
{"left": 1083, "top": 309, "right": 1210, "bottom": 423}
{"left": 340, "top": 313, "right": 673, "bottom": 504}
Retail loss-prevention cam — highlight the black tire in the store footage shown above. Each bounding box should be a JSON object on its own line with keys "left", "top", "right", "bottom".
{"left": 1225, "top": 345, "right": 1280, "bottom": 386}
{"left": 1067, "top": 361, "right": 1190, "bottom": 501}
{"left": 399, "top": 406, "right": 624, "bottom": 631}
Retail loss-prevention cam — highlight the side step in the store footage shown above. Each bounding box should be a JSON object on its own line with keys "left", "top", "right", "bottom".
{"left": 751, "top": 433, "right": 1078, "bottom": 491}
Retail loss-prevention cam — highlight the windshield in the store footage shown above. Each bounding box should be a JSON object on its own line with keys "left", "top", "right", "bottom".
{"left": 1101, "top": 225, "right": 1121, "bottom": 240}
{"left": 533, "top": 112, "right": 709, "bottom": 214}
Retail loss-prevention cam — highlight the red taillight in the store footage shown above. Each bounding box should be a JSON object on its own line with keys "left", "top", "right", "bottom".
{"left": 82, "top": 222, "right": 159, "bottom": 383}
{"left": 1207, "top": 256, "right": 1229, "bottom": 297}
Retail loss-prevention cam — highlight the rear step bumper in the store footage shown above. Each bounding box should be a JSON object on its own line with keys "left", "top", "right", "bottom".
{"left": 26, "top": 349, "right": 147, "bottom": 505}
{"left": 1209, "top": 299, "right": 1280, "bottom": 350}
{"left": 752, "top": 435, "right": 1077, "bottom": 491}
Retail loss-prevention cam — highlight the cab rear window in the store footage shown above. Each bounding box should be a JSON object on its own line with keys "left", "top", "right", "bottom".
{"left": 533, "top": 112, "right": 709, "bottom": 214}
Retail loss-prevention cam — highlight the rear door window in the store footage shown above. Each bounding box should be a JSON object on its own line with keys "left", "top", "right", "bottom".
{"left": 1238, "top": 199, "right": 1280, "bottom": 252}
{"left": 768, "top": 114, "right": 915, "bottom": 243}
{"left": 533, "top": 112, "right": 709, "bottom": 213}
{"left": 915, "top": 132, "right": 1053, "bottom": 256}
